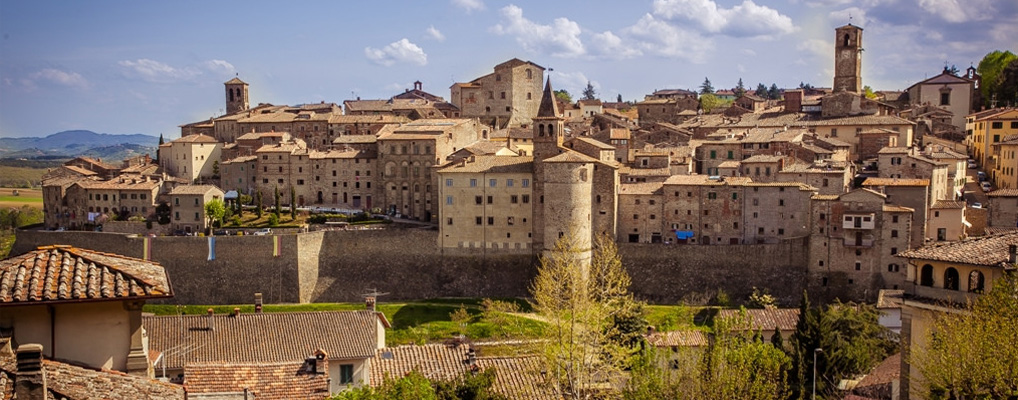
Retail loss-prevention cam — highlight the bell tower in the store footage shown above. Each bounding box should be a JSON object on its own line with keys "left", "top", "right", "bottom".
{"left": 225, "top": 77, "right": 249, "bottom": 114}
{"left": 833, "top": 24, "right": 863, "bottom": 93}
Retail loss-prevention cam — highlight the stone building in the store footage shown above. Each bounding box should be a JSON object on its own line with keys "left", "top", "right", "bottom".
{"left": 310, "top": 148, "right": 379, "bottom": 209}
{"left": 252, "top": 140, "right": 309, "bottom": 205}
{"left": 635, "top": 97, "right": 699, "bottom": 127}
{"left": 926, "top": 200, "right": 967, "bottom": 242}
{"left": 905, "top": 68, "right": 978, "bottom": 130}
{"left": 862, "top": 177, "right": 931, "bottom": 250}
{"left": 449, "top": 58, "right": 544, "bottom": 128}
{"left": 987, "top": 188, "right": 1018, "bottom": 228}
{"left": 435, "top": 155, "right": 535, "bottom": 252}
{"left": 157, "top": 134, "right": 222, "bottom": 183}
{"left": 225, "top": 77, "right": 250, "bottom": 114}
{"left": 990, "top": 133, "right": 1018, "bottom": 189}
{"left": 877, "top": 147, "right": 951, "bottom": 202}
{"left": 809, "top": 189, "right": 913, "bottom": 301}
{"left": 378, "top": 119, "right": 482, "bottom": 221}
{"left": 776, "top": 161, "right": 854, "bottom": 196}
{"left": 167, "top": 184, "right": 224, "bottom": 234}
{"left": 45, "top": 177, "right": 161, "bottom": 230}
{"left": 833, "top": 24, "right": 863, "bottom": 93}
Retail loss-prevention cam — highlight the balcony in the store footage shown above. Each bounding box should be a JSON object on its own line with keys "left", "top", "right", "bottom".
{"left": 843, "top": 214, "right": 875, "bottom": 230}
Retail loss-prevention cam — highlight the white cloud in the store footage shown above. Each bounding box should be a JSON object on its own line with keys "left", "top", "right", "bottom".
{"left": 797, "top": 39, "right": 829, "bottom": 58}
{"left": 550, "top": 71, "right": 596, "bottom": 97}
{"left": 917, "top": 0, "right": 994, "bottom": 23}
{"left": 425, "top": 25, "right": 445, "bottom": 41}
{"left": 118, "top": 58, "right": 234, "bottom": 83}
{"left": 26, "top": 68, "right": 89, "bottom": 89}
{"left": 492, "top": 5, "right": 585, "bottom": 58}
{"left": 623, "top": 14, "right": 712, "bottom": 62}
{"left": 451, "top": 0, "right": 484, "bottom": 13}
{"left": 364, "top": 38, "right": 428, "bottom": 66}
{"left": 828, "top": 7, "right": 868, "bottom": 26}
{"left": 589, "top": 31, "right": 641, "bottom": 59}
{"left": 652, "top": 0, "right": 796, "bottom": 38}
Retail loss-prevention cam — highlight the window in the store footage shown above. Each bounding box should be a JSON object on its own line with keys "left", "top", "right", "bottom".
{"left": 830, "top": 128, "right": 837, "bottom": 137}
{"left": 940, "top": 92, "right": 950, "bottom": 105}
{"left": 476, "top": 216, "right": 483, "bottom": 225}
{"left": 470, "top": 179, "right": 477, "bottom": 187}
{"left": 778, "top": 228, "right": 785, "bottom": 235}
{"left": 522, "top": 179, "right": 530, "bottom": 187}
{"left": 447, "top": 218, "right": 453, "bottom": 225}
{"left": 446, "top": 196, "right": 453, "bottom": 205}
{"left": 944, "top": 268, "right": 959, "bottom": 290}
{"left": 779, "top": 199, "right": 785, "bottom": 206}
{"left": 892, "top": 215, "right": 899, "bottom": 223}
{"left": 490, "top": 179, "right": 497, "bottom": 187}
{"left": 991, "top": 121, "right": 1003, "bottom": 129}
{"left": 855, "top": 262, "right": 861, "bottom": 270}
{"left": 707, "top": 192, "right": 717, "bottom": 199}
{"left": 891, "top": 230, "right": 898, "bottom": 238}
{"left": 710, "top": 150, "right": 716, "bottom": 159}
{"left": 507, "top": 179, "right": 514, "bottom": 187}
{"left": 487, "top": 217, "right": 494, "bottom": 225}
{"left": 446, "top": 179, "right": 453, "bottom": 187}
{"left": 475, "top": 196, "right": 483, "bottom": 205}
{"left": 486, "top": 196, "right": 493, "bottom": 204}
{"left": 920, "top": 264, "right": 934, "bottom": 286}
{"left": 511, "top": 195, "right": 519, "bottom": 204}
{"left": 340, "top": 364, "right": 354, "bottom": 385}
{"left": 732, "top": 193, "right": 738, "bottom": 200}
{"left": 522, "top": 195, "right": 530, "bottom": 203}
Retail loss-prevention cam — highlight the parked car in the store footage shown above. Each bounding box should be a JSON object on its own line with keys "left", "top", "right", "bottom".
{"left": 981, "top": 182, "right": 992, "bottom": 192}
{"left": 977, "top": 171, "right": 987, "bottom": 181}
{"left": 968, "top": 161, "right": 977, "bottom": 169}
{"left": 252, "top": 228, "right": 272, "bottom": 236}
{"left": 971, "top": 202, "right": 982, "bottom": 209}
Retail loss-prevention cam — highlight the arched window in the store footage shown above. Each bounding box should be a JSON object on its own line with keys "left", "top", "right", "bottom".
{"left": 526, "top": 69, "right": 532, "bottom": 79}
{"left": 843, "top": 34, "right": 850, "bottom": 47}
{"left": 549, "top": 124, "right": 555, "bottom": 136}
{"left": 539, "top": 125, "right": 545, "bottom": 137}
{"left": 229, "top": 89, "right": 234, "bottom": 102}
{"left": 968, "top": 271, "right": 985, "bottom": 293}
{"left": 944, "top": 267, "right": 959, "bottom": 290}
{"left": 579, "top": 168, "right": 588, "bottom": 182}
{"left": 920, "top": 264, "right": 934, "bottom": 287}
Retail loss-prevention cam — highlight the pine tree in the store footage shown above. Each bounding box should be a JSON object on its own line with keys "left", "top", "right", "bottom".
{"left": 735, "top": 78, "right": 746, "bottom": 97}
{"left": 582, "top": 81, "right": 597, "bottom": 101}
{"left": 755, "top": 83, "right": 768, "bottom": 97}
{"left": 700, "top": 77, "right": 714, "bottom": 94}
{"left": 768, "top": 84, "right": 781, "bottom": 100}
{"left": 617, "top": 94, "right": 623, "bottom": 103}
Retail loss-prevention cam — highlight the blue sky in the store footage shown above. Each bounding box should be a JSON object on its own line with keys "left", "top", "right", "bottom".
{"left": 1, "top": 0, "right": 1015, "bottom": 138}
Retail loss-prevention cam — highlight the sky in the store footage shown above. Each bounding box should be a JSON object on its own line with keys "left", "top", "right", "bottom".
{"left": 0, "top": 0, "right": 1015, "bottom": 138}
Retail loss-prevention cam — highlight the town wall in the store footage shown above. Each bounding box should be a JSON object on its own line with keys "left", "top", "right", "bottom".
{"left": 12, "top": 229, "right": 809, "bottom": 306}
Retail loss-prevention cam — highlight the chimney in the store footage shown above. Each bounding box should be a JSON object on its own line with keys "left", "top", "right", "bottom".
{"left": 314, "top": 349, "right": 328, "bottom": 374}
{"left": 784, "top": 90, "right": 803, "bottom": 114}
{"left": 466, "top": 347, "right": 477, "bottom": 366}
{"left": 233, "top": 307, "right": 241, "bottom": 317}
{"left": 365, "top": 296, "right": 376, "bottom": 312}
{"left": 255, "top": 293, "right": 263, "bottom": 313}
{"left": 1009, "top": 244, "right": 1017, "bottom": 264}
{"left": 207, "top": 308, "right": 215, "bottom": 330}
{"left": 15, "top": 344, "right": 46, "bottom": 400}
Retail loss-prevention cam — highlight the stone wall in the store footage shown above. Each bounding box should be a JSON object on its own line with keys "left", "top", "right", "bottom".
{"left": 12, "top": 229, "right": 810, "bottom": 306}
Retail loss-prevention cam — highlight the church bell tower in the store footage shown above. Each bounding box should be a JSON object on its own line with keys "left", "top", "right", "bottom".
{"left": 833, "top": 24, "right": 863, "bottom": 93}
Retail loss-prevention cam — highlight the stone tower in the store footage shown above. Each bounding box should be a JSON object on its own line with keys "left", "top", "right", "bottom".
{"left": 540, "top": 154, "right": 594, "bottom": 267}
{"left": 225, "top": 77, "right": 249, "bottom": 114}
{"left": 834, "top": 24, "right": 863, "bottom": 93}
{"left": 532, "top": 78, "right": 565, "bottom": 252}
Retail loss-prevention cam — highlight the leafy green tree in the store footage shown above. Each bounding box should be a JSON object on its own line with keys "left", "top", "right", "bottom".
{"left": 997, "top": 59, "right": 1018, "bottom": 106}
{"left": 767, "top": 84, "right": 781, "bottom": 100}
{"left": 735, "top": 78, "right": 746, "bottom": 97}
{"left": 267, "top": 213, "right": 279, "bottom": 227}
{"left": 204, "top": 198, "right": 226, "bottom": 233}
{"left": 798, "top": 82, "right": 814, "bottom": 91}
{"left": 256, "top": 191, "right": 264, "bottom": 218}
{"left": 581, "top": 81, "right": 597, "bottom": 101}
{"left": 273, "top": 186, "right": 281, "bottom": 219}
{"left": 532, "top": 233, "right": 642, "bottom": 398}
{"left": 863, "top": 85, "right": 878, "bottom": 99}
{"left": 977, "top": 50, "right": 1018, "bottom": 101}
{"left": 289, "top": 186, "right": 296, "bottom": 219}
{"left": 755, "top": 83, "right": 768, "bottom": 97}
{"left": 945, "top": 64, "right": 960, "bottom": 76}
{"left": 910, "top": 273, "right": 1018, "bottom": 399}
{"left": 700, "top": 77, "right": 714, "bottom": 94}
{"left": 788, "top": 291, "right": 896, "bottom": 400}
{"left": 699, "top": 93, "right": 721, "bottom": 113}
{"left": 155, "top": 202, "right": 171, "bottom": 225}
{"left": 554, "top": 89, "right": 572, "bottom": 104}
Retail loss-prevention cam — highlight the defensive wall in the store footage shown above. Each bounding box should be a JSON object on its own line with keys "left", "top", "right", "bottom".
{"left": 12, "top": 229, "right": 808, "bottom": 306}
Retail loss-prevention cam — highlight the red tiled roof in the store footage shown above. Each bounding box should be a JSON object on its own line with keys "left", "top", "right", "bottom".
{"left": 0, "top": 246, "right": 173, "bottom": 305}
{"left": 144, "top": 310, "right": 384, "bottom": 370}
{"left": 717, "top": 308, "right": 800, "bottom": 332}
{"left": 0, "top": 354, "right": 183, "bottom": 400}
{"left": 852, "top": 353, "right": 900, "bottom": 400}
{"left": 897, "top": 231, "right": 1018, "bottom": 268}
{"left": 184, "top": 360, "right": 329, "bottom": 400}
{"left": 645, "top": 330, "right": 709, "bottom": 347}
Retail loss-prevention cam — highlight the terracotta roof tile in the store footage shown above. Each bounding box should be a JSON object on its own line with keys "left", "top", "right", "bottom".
{"left": 0, "top": 353, "right": 183, "bottom": 400}
{"left": 167, "top": 184, "right": 224, "bottom": 196}
{"left": 0, "top": 246, "right": 173, "bottom": 305}
{"left": 172, "top": 134, "right": 218, "bottom": 144}
{"left": 987, "top": 188, "right": 1018, "bottom": 197}
{"left": 861, "top": 177, "right": 930, "bottom": 187}
{"left": 184, "top": 360, "right": 329, "bottom": 400}
{"left": 717, "top": 308, "right": 800, "bottom": 332}
{"left": 437, "top": 155, "right": 534, "bottom": 174}
{"left": 897, "top": 231, "right": 1018, "bottom": 268}
{"left": 853, "top": 353, "right": 900, "bottom": 400}
{"left": 645, "top": 330, "right": 709, "bottom": 347}
{"left": 144, "top": 310, "right": 384, "bottom": 370}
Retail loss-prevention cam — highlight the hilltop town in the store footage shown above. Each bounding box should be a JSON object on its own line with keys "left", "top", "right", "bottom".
{"left": 3, "top": 24, "right": 1017, "bottom": 400}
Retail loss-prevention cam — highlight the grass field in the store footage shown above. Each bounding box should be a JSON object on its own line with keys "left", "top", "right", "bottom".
{"left": 144, "top": 298, "right": 544, "bottom": 345}
{"left": 0, "top": 166, "right": 46, "bottom": 188}
{"left": 0, "top": 187, "right": 42, "bottom": 209}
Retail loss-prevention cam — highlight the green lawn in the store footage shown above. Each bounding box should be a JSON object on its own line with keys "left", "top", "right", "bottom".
{"left": 144, "top": 299, "right": 545, "bottom": 346}
{"left": 644, "top": 304, "right": 713, "bottom": 332}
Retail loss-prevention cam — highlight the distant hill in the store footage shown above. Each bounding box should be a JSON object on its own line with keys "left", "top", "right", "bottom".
{"left": 0, "top": 130, "right": 159, "bottom": 160}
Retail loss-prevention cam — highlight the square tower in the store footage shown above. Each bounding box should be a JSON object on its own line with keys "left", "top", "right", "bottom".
{"left": 225, "top": 77, "right": 249, "bottom": 115}
{"left": 834, "top": 24, "right": 863, "bottom": 93}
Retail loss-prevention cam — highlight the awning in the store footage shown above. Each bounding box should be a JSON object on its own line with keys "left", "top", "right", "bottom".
{"left": 224, "top": 190, "right": 238, "bottom": 199}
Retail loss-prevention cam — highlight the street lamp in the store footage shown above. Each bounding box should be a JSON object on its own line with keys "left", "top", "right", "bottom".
{"left": 813, "top": 347, "right": 823, "bottom": 400}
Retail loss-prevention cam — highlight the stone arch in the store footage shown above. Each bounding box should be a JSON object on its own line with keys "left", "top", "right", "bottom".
{"left": 920, "top": 264, "right": 934, "bottom": 287}
{"left": 968, "top": 270, "right": 984, "bottom": 293}
{"left": 944, "top": 267, "right": 959, "bottom": 290}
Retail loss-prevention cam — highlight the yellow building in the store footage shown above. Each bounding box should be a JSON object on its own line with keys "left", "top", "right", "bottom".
{"left": 990, "top": 134, "right": 1017, "bottom": 189}
{"left": 168, "top": 184, "right": 225, "bottom": 234}
{"left": 157, "top": 134, "right": 223, "bottom": 183}
{"left": 966, "top": 107, "right": 1018, "bottom": 174}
